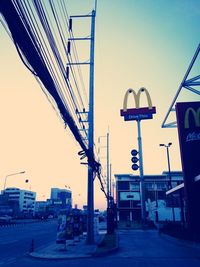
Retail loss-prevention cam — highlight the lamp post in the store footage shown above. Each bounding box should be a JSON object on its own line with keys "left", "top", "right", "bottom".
{"left": 98, "top": 133, "right": 110, "bottom": 208}
{"left": 3, "top": 171, "right": 25, "bottom": 190}
{"left": 159, "top": 143, "right": 175, "bottom": 222}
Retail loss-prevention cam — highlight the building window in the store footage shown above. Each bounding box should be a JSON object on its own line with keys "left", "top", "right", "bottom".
{"left": 118, "top": 200, "right": 131, "bottom": 208}
{"left": 117, "top": 181, "right": 129, "bottom": 190}
{"left": 130, "top": 182, "right": 140, "bottom": 191}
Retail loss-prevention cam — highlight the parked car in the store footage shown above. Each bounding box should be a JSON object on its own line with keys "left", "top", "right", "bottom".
{"left": 0, "top": 215, "right": 12, "bottom": 223}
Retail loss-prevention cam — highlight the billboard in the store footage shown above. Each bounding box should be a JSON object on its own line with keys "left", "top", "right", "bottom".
{"left": 176, "top": 101, "right": 200, "bottom": 237}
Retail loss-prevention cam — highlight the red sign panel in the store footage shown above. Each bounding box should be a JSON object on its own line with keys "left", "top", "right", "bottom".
{"left": 120, "top": 107, "right": 156, "bottom": 116}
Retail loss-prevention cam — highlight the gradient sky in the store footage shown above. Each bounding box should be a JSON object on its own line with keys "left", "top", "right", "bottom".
{"left": 0, "top": 0, "right": 200, "bottom": 210}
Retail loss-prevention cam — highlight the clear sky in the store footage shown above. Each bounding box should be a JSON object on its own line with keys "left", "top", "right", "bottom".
{"left": 0, "top": 0, "right": 199, "bottom": 210}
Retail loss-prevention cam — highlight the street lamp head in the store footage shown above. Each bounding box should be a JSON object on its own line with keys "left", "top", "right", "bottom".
{"left": 159, "top": 144, "right": 164, "bottom": 147}
{"left": 168, "top": 142, "right": 172, "bottom": 146}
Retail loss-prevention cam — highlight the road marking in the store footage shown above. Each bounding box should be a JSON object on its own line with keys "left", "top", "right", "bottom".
{"left": 0, "top": 239, "right": 18, "bottom": 245}
{"left": 5, "top": 258, "right": 17, "bottom": 265}
{"left": 0, "top": 257, "right": 16, "bottom": 265}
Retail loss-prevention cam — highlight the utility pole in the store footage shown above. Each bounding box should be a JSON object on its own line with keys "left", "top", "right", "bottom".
{"left": 68, "top": 8, "right": 96, "bottom": 244}
{"left": 110, "top": 163, "right": 112, "bottom": 202}
{"left": 87, "top": 9, "right": 96, "bottom": 245}
{"left": 98, "top": 132, "right": 112, "bottom": 233}
{"left": 106, "top": 132, "right": 110, "bottom": 208}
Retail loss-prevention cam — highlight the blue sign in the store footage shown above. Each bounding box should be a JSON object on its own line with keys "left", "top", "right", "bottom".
{"left": 124, "top": 113, "right": 153, "bottom": 121}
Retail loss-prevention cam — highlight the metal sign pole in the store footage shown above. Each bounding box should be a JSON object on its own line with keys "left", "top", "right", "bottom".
{"left": 137, "top": 119, "right": 146, "bottom": 223}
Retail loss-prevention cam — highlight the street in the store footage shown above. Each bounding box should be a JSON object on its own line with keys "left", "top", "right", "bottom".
{"left": 0, "top": 220, "right": 57, "bottom": 265}
{"left": 0, "top": 223, "right": 200, "bottom": 267}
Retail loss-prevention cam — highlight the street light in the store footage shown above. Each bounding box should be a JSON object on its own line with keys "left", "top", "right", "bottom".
{"left": 3, "top": 171, "right": 25, "bottom": 190}
{"left": 159, "top": 143, "right": 175, "bottom": 222}
{"left": 159, "top": 143, "right": 172, "bottom": 188}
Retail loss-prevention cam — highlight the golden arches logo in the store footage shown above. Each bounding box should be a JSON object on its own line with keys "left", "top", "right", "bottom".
{"left": 123, "top": 87, "right": 153, "bottom": 111}
{"left": 184, "top": 107, "right": 200, "bottom": 129}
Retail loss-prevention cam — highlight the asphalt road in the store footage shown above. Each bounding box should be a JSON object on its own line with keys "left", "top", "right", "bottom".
{"left": 0, "top": 220, "right": 57, "bottom": 266}
{"left": 1, "top": 226, "right": 200, "bottom": 267}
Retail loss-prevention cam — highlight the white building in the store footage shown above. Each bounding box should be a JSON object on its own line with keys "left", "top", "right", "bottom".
{"left": 115, "top": 172, "right": 184, "bottom": 225}
{"left": 3, "top": 187, "right": 36, "bottom": 215}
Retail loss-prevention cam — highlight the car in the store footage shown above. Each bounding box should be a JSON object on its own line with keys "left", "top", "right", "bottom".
{"left": 0, "top": 215, "right": 12, "bottom": 223}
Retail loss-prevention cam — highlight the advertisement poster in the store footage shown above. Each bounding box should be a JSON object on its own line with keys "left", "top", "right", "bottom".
{"left": 56, "top": 214, "right": 67, "bottom": 244}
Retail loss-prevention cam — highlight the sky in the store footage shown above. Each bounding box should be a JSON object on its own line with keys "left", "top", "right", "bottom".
{"left": 0, "top": 0, "right": 199, "bottom": 210}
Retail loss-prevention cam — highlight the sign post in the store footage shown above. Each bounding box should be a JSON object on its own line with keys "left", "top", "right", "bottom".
{"left": 120, "top": 88, "right": 156, "bottom": 224}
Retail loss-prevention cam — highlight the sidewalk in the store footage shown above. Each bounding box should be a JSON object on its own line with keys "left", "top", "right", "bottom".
{"left": 29, "top": 233, "right": 104, "bottom": 259}
{"left": 29, "top": 229, "right": 119, "bottom": 260}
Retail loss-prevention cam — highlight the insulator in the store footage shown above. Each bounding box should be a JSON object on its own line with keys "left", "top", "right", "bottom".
{"left": 66, "top": 66, "right": 69, "bottom": 79}
{"left": 69, "top": 18, "right": 72, "bottom": 31}
{"left": 67, "top": 41, "right": 71, "bottom": 54}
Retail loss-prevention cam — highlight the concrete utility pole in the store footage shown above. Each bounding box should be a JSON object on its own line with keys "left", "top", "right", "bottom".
{"left": 87, "top": 9, "right": 96, "bottom": 245}
{"left": 107, "top": 132, "right": 110, "bottom": 208}
{"left": 67, "top": 2, "right": 97, "bottom": 244}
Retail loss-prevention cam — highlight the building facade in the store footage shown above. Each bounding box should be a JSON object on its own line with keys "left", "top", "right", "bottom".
{"left": 49, "top": 188, "right": 72, "bottom": 216}
{"left": 115, "top": 172, "right": 184, "bottom": 225}
{"left": 2, "top": 187, "right": 36, "bottom": 217}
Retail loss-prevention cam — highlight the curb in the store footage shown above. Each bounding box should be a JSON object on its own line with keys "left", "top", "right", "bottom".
{"left": 93, "top": 244, "right": 119, "bottom": 257}
{"left": 93, "top": 233, "right": 119, "bottom": 257}
{"left": 28, "top": 233, "right": 119, "bottom": 260}
{"left": 28, "top": 252, "right": 92, "bottom": 260}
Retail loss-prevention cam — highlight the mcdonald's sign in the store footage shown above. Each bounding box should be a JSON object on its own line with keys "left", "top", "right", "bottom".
{"left": 120, "top": 88, "right": 156, "bottom": 121}
{"left": 184, "top": 107, "right": 200, "bottom": 129}
{"left": 176, "top": 101, "right": 200, "bottom": 237}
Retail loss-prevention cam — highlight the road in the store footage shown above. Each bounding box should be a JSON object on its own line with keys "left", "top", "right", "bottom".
{"left": 0, "top": 220, "right": 57, "bottom": 266}
{"left": 0, "top": 225, "right": 200, "bottom": 266}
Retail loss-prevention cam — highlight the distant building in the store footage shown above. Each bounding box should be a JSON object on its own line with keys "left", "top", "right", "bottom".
{"left": 0, "top": 194, "right": 13, "bottom": 216}
{"left": 49, "top": 188, "right": 72, "bottom": 216}
{"left": 115, "top": 172, "right": 184, "bottom": 226}
{"left": 2, "top": 187, "right": 36, "bottom": 217}
{"left": 34, "top": 201, "right": 48, "bottom": 217}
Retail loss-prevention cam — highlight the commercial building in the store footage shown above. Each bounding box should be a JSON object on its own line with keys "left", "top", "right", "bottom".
{"left": 49, "top": 188, "right": 72, "bottom": 216}
{"left": 115, "top": 172, "right": 184, "bottom": 226}
{"left": 0, "top": 194, "right": 12, "bottom": 216}
{"left": 2, "top": 187, "right": 36, "bottom": 217}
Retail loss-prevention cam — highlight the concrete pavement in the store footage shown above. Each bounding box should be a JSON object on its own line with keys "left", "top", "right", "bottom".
{"left": 29, "top": 233, "right": 107, "bottom": 259}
